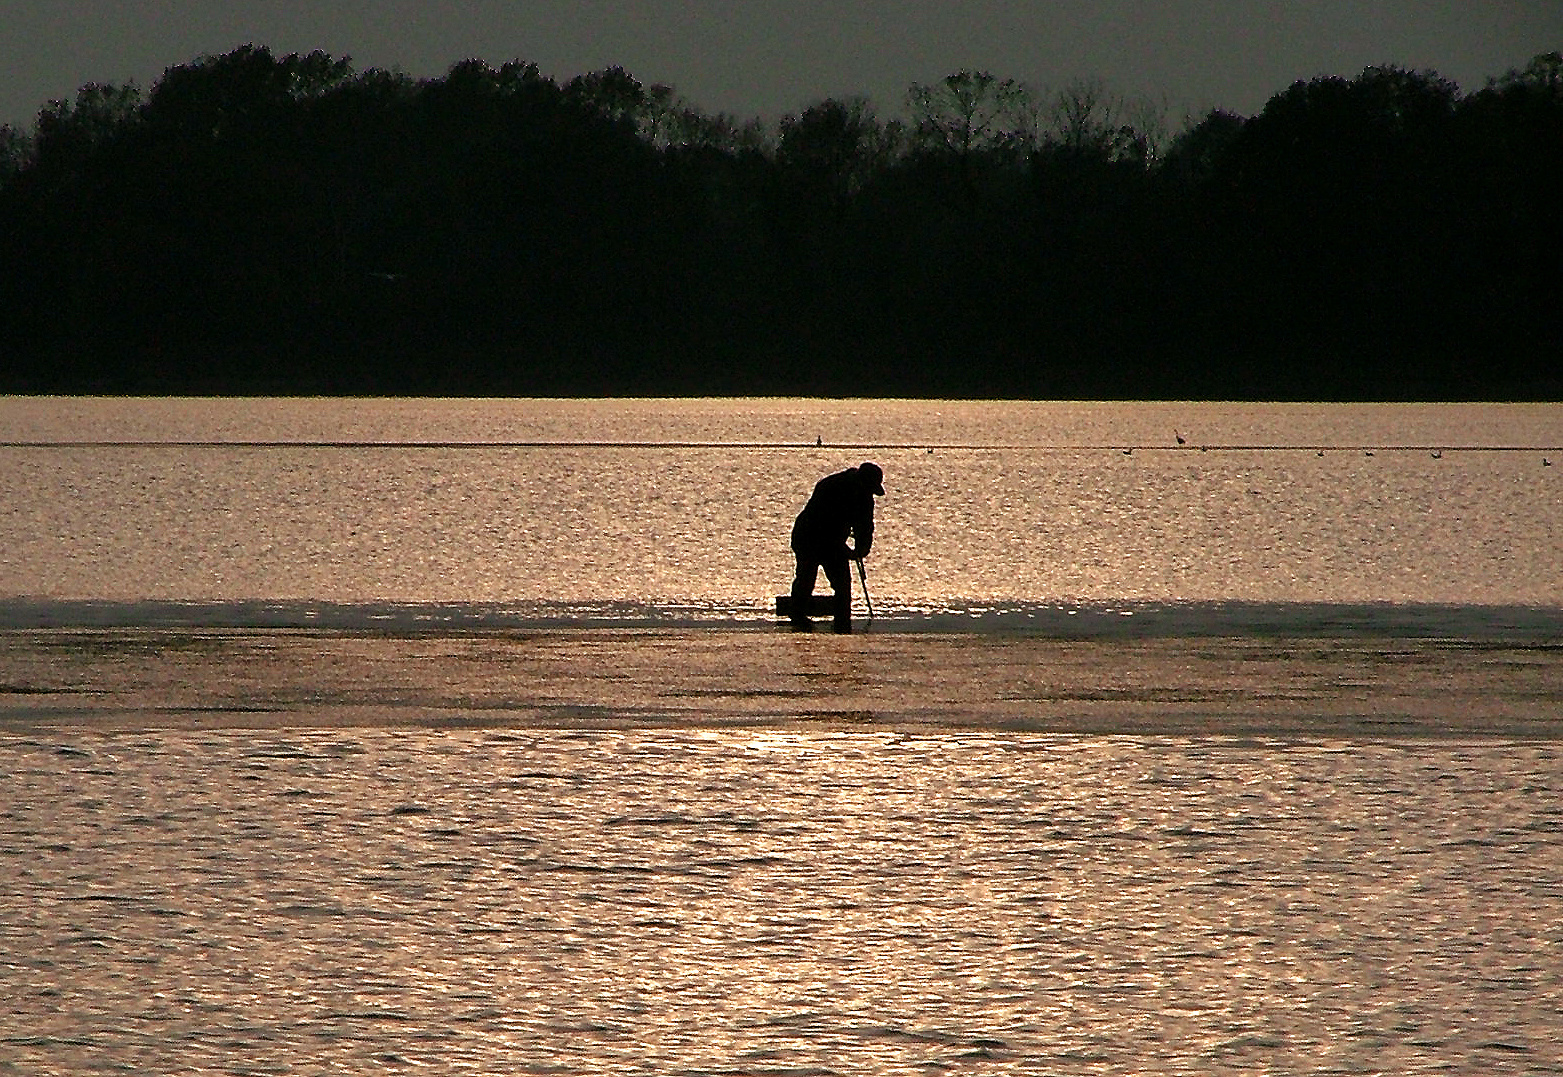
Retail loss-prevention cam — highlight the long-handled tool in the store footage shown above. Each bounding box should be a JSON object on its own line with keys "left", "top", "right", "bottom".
{"left": 855, "top": 558, "right": 874, "bottom": 625}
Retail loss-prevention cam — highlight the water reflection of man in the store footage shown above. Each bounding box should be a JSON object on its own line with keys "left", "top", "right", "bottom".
{"left": 789, "top": 462, "right": 884, "bottom": 633}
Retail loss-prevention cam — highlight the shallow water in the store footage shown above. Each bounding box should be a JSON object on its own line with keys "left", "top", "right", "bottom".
{"left": 2, "top": 628, "right": 1561, "bottom": 738}
{"left": 4, "top": 729, "right": 1561, "bottom": 1075}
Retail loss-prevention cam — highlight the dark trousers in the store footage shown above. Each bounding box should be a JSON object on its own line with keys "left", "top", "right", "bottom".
{"left": 791, "top": 548, "right": 853, "bottom": 631}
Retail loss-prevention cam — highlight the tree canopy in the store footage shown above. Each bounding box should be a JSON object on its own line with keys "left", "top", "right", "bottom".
{"left": 2, "top": 47, "right": 1559, "bottom": 398}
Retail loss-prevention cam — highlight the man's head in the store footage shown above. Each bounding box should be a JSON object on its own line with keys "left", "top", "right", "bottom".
{"left": 859, "top": 462, "right": 885, "bottom": 496}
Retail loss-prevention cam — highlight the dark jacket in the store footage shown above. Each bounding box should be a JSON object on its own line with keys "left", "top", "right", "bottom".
{"left": 792, "top": 467, "right": 875, "bottom": 558}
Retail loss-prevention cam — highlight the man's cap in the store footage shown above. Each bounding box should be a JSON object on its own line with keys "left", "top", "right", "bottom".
{"left": 859, "top": 461, "right": 885, "bottom": 496}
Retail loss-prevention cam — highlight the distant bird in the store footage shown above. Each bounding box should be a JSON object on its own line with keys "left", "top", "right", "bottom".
{"left": 1175, "top": 431, "right": 1186, "bottom": 446}
{"left": 1122, "top": 447, "right": 1133, "bottom": 456}
{"left": 1545, "top": 457, "right": 1553, "bottom": 467}
{"left": 1317, "top": 450, "right": 1326, "bottom": 457}
{"left": 816, "top": 435, "right": 822, "bottom": 447}
{"left": 1431, "top": 450, "right": 1443, "bottom": 459}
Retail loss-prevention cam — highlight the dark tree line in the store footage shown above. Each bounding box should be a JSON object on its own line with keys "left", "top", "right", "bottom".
{"left": 2, "top": 46, "right": 1559, "bottom": 398}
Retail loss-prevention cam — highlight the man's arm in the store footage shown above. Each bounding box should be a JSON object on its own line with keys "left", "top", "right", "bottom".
{"left": 849, "top": 505, "right": 874, "bottom": 560}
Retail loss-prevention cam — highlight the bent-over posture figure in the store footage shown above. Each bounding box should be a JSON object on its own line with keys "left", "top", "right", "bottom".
{"left": 790, "top": 462, "right": 884, "bottom": 632}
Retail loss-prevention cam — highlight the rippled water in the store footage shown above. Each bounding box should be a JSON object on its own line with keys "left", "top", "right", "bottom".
{"left": 4, "top": 730, "right": 1560, "bottom": 1075}
{"left": 1, "top": 398, "right": 1560, "bottom": 611}
{"left": 2, "top": 398, "right": 1561, "bottom": 1075}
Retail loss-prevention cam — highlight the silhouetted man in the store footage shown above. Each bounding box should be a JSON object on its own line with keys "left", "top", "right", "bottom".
{"left": 790, "top": 462, "right": 884, "bottom": 632}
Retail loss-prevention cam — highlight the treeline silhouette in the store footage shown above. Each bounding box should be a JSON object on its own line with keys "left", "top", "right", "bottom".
{"left": 2, "top": 47, "right": 1559, "bottom": 398}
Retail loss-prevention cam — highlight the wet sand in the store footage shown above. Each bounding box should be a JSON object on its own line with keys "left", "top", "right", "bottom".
{"left": 3, "top": 628, "right": 1560, "bottom": 738}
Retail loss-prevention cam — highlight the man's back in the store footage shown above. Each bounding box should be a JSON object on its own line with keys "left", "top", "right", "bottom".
{"left": 793, "top": 467, "right": 875, "bottom": 556}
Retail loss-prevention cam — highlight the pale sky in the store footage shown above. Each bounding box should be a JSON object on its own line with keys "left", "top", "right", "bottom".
{"left": 4, "top": 0, "right": 1559, "bottom": 131}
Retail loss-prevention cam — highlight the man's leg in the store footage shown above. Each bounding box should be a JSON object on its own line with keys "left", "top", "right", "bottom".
{"left": 790, "top": 551, "right": 820, "bottom": 627}
{"left": 822, "top": 556, "right": 853, "bottom": 633}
